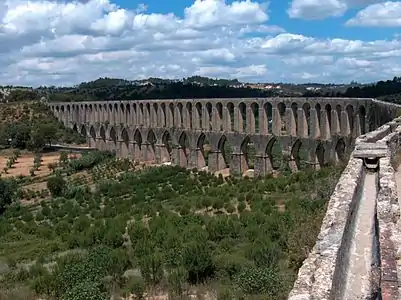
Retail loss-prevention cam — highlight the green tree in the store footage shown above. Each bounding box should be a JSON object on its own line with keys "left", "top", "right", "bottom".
{"left": 47, "top": 175, "right": 66, "bottom": 197}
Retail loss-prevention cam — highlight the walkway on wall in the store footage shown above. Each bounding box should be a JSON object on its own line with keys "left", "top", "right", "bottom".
{"left": 343, "top": 170, "right": 379, "bottom": 299}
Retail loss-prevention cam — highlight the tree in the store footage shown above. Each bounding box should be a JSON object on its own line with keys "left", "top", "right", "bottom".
{"left": 0, "top": 178, "right": 16, "bottom": 214}
{"left": 47, "top": 176, "right": 66, "bottom": 197}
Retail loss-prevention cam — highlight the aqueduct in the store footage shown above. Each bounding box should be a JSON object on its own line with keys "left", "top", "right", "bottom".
{"left": 48, "top": 97, "right": 395, "bottom": 176}
{"left": 49, "top": 97, "right": 401, "bottom": 298}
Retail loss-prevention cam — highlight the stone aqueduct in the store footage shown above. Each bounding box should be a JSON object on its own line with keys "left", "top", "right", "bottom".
{"left": 48, "top": 97, "right": 383, "bottom": 176}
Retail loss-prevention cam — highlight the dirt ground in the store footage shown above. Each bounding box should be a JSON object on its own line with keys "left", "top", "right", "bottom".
{"left": 0, "top": 151, "right": 80, "bottom": 178}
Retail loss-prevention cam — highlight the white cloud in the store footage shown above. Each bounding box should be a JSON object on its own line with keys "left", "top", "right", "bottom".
{"left": 346, "top": 2, "right": 401, "bottom": 27}
{"left": 0, "top": 0, "right": 401, "bottom": 86}
{"left": 287, "top": 0, "right": 381, "bottom": 20}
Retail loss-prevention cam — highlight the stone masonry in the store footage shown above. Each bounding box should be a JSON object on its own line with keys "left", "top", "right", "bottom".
{"left": 48, "top": 97, "right": 396, "bottom": 176}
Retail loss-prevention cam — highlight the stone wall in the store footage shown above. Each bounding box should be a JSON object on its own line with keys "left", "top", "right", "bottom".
{"left": 288, "top": 117, "right": 401, "bottom": 300}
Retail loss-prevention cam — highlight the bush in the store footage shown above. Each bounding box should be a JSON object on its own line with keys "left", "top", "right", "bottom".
{"left": 47, "top": 176, "right": 66, "bottom": 197}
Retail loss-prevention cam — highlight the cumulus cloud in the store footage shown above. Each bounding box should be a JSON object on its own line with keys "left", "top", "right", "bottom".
{"left": 346, "top": 2, "right": 401, "bottom": 27}
{"left": 287, "top": 0, "right": 381, "bottom": 20}
{"left": 0, "top": 0, "right": 401, "bottom": 86}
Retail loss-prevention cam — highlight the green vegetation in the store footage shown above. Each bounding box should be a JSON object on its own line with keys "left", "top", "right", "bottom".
{"left": 0, "top": 151, "right": 342, "bottom": 299}
{"left": 0, "top": 101, "right": 85, "bottom": 151}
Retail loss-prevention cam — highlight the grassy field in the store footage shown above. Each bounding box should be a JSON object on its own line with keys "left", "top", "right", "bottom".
{"left": 0, "top": 149, "right": 342, "bottom": 300}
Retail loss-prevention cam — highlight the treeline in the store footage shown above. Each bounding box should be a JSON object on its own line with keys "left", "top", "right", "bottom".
{"left": 46, "top": 82, "right": 277, "bottom": 102}
{"left": 0, "top": 102, "right": 85, "bottom": 151}
{"left": 303, "top": 77, "right": 401, "bottom": 102}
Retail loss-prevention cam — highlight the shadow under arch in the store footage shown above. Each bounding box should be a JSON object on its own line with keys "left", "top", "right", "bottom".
{"left": 266, "top": 137, "right": 284, "bottom": 170}
{"left": 147, "top": 129, "right": 157, "bottom": 162}
{"left": 161, "top": 130, "right": 172, "bottom": 163}
{"left": 335, "top": 138, "right": 347, "bottom": 164}
{"left": 197, "top": 132, "right": 210, "bottom": 169}
{"left": 175, "top": 131, "right": 190, "bottom": 167}
{"left": 121, "top": 127, "right": 130, "bottom": 157}
{"left": 240, "top": 135, "right": 255, "bottom": 173}
{"left": 315, "top": 143, "right": 325, "bottom": 169}
{"left": 89, "top": 126, "right": 96, "bottom": 147}
{"left": 291, "top": 139, "right": 311, "bottom": 171}
{"left": 133, "top": 129, "right": 142, "bottom": 161}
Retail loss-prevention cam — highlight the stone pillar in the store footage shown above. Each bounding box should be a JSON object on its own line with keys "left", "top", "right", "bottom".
{"left": 341, "top": 110, "right": 350, "bottom": 136}
{"left": 223, "top": 107, "right": 230, "bottom": 131}
{"left": 259, "top": 107, "right": 268, "bottom": 135}
{"left": 310, "top": 108, "right": 320, "bottom": 139}
{"left": 230, "top": 152, "right": 247, "bottom": 176}
{"left": 193, "top": 107, "right": 201, "bottom": 130}
{"left": 212, "top": 106, "right": 220, "bottom": 131}
{"left": 234, "top": 106, "right": 243, "bottom": 132}
{"left": 331, "top": 110, "right": 340, "bottom": 136}
{"left": 287, "top": 108, "right": 296, "bottom": 136}
{"left": 254, "top": 154, "right": 273, "bottom": 177}
{"left": 272, "top": 108, "right": 281, "bottom": 136}
{"left": 246, "top": 105, "right": 255, "bottom": 133}
{"left": 133, "top": 142, "right": 143, "bottom": 162}
{"left": 189, "top": 148, "right": 206, "bottom": 169}
{"left": 208, "top": 151, "right": 226, "bottom": 172}
{"left": 155, "top": 144, "right": 170, "bottom": 163}
{"left": 172, "top": 146, "right": 188, "bottom": 167}
{"left": 321, "top": 110, "right": 331, "bottom": 140}
{"left": 297, "top": 107, "right": 308, "bottom": 137}
{"left": 202, "top": 106, "right": 209, "bottom": 131}
{"left": 354, "top": 114, "right": 361, "bottom": 137}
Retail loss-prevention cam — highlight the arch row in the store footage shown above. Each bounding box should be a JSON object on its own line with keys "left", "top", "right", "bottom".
{"left": 76, "top": 122, "right": 351, "bottom": 176}
{"left": 50, "top": 98, "right": 369, "bottom": 141}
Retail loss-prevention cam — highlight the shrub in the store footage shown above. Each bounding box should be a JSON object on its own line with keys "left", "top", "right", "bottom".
{"left": 47, "top": 175, "right": 66, "bottom": 197}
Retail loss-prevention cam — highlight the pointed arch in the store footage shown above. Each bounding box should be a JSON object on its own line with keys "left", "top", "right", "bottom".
{"left": 146, "top": 129, "right": 157, "bottom": 162}
{"left": 315, "top": 143, "right": 325, "bottom": 169}
{"left": 266, "top": 137, "right": 284, "bottom": 170}
{"left": 133, "top": 128, "right": 143, "bottom": 161}
{"left": 80, "top": 125, "right": 87, "bottom": 137}
{"left": 89, "top": 126, "right": 96, "bottom": 147}
{"left": 161, "top": 130, "right": 172, "bottom": 163}
{"left": 196, "top": 133, "right": 210, "bottom": 169}
{"left": 335, "top": 138, "right": 347, "bottom": 164}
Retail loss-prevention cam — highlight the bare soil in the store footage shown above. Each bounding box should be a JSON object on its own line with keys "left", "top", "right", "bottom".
{"left": 0, "top": 151, "right": 80, "bottom": 178}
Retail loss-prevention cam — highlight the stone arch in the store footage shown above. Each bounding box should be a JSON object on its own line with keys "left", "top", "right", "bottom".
{"left": 133, "top": 129, "right": 143, "bottom": 161}
{"left": 315, "top": 143, "right": 325, "bottom": 169}
{"left": 264, "top": 102, "right": 273, "bottom": 133}
{"left": 315, "top": 103, "right": 322, "bottom": 135}
{"left": 89, "top": 126, "right": 96, "bottom": 147}
{"left": 206, "top": 102, "right": 212, "bottom": 130}
{"left": 120, "top": 103, "right": 125, "bottom": 125}
{"left": 108, "top": 103, "right": 113, "bottom": 124}
{"left": 109, "top": 126, "right": 117, "bottom": 146}
{"left": 240, "top": 135, "right": 255, "bottom": 173}
{"left": 168, "top": 103, "right": 174, "bottom": 127}
{"left": 196, "top": 133, "right": 210, "bottom": 169}
{"left": 161, "top": 130, "right": 172, "bottom": 163}
{"left": 251, "top": 102, "right": 259, "bottom": 133}
{"left": 290, "top": 139, "right": 310, "bottom": 171}
{"left": 145, "top": 103, "right": 151, "bottom": 127}
{"left": 346, "top": 104, "right": 354, "bottom": 135}
{"left": 152, "top": 103, "right": 158, "bottom": 127}
{"left": 195, "top": 102, "right": 202, "bottom": 129}
{"left": 216, "top": 102, "right": 223, "bottom": 131}
{"left": 132, "top": 103, "right": 137, "bottom": 125}
{"left": 266, "top": 137, "right": 284, "bottom": 170}
{"left": 238, "top": 102, "right": 246, "bottom": 132}
{"left": 217, "top": 135, "right": 230, "bottom": 168}
{"left": 114, "top": 103, "right": 118, "bottom": 124}
{"left": 126, "top": 103, "right": 131, "bottom": 125}
{"left": 139, "top": 103, "right": 144, "bottom": 126}
{"left": 335, "top": 138, "right": 347, "bottom": 164}
{"left": 302, "top": 103, "right": 311, "bottom": 136}
{"left": 177, "top": 103, "right": 184, "bottom": 128}
{"left": 227, "top": 102, "right": 234, "bottom": 131}
{"left": 291, "top": 102, "right": 298, "bottom": 135}
{"left": 278, "top": 102, "right": 286, "bottom": 134}
{"left": 147, "top": 130, "right": 157, "bottom": 162}
{"left": 336, "top": 105, "right": 342, "bottom": 132}
{"left": 72, "top": 123, "right": 78, "bottom": 133}
{"left": 100, "top": 126, "right": 106, "bottom": 143}
{"left": 120, "top": 127, "right": 130, "bottom": 157}
{"left": 359, "top": 105, "right": 366, "bottom": 134}
{"left": 160, "top": 103, "right": 167, "bottom": 127}
{"left": 325, "top": 104, "right": 332, "bottom": 134}
{"left": 185, "top": 102, "right": 192, "bottom": 129}
{"left": 80, "top": 124, "right": 87, "bottom": 137}
{"left": 177, "top": 131, "right": 190, "bottom": 167}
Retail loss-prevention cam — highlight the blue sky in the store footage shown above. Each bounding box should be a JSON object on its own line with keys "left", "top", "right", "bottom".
{"left": 1, "top": 0, "right": 401, "bottom": 86}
